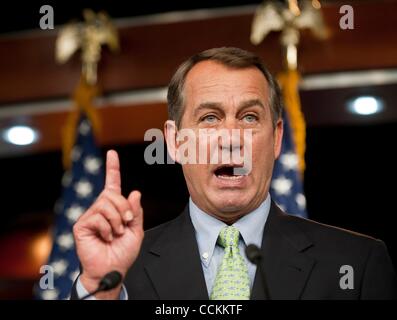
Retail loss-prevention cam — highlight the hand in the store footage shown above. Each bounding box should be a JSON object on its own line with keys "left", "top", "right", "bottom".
{"left": 73, "top": 150, "right": 144, "bottom": 299}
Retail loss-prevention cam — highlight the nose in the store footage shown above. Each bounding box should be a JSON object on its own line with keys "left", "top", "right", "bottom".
{"left": 219, "top": 131, "right": 243, "bottom": 154}
{"left": 218, "top": 122, "right": 244, "bottom": 157}
{"left": 218, "top": 119, "right": 244, "bottom": 153}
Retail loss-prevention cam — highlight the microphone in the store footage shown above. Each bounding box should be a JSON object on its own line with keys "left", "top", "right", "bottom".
{"left": 245, "top": 244, "right": 271, "bottom": 300}
{"left": 80, "top": 271, "right": 122, "bottom": 300}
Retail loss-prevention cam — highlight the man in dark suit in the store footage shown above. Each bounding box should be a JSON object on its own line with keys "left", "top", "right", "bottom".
{"left": 72, "top": 47, "right": 397, "bottom": 300}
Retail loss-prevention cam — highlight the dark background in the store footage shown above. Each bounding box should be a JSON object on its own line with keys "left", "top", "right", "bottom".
{"left": 0, "top": 0, "right": 261, "bottom": 35}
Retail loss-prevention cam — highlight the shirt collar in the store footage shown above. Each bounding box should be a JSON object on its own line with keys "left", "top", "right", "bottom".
{"left": 233, "top": 195, "right": 271, "bottom": 248}
{"left": 189, "top": 200, "right": 225, "bottom": 267}
{"left": 189, "top": 194, "right": 271, "bottom": 267}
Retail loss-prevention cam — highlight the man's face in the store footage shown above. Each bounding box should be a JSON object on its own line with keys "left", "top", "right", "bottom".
{"left": 168, "top": 60, "right": 283, "bottom": 222}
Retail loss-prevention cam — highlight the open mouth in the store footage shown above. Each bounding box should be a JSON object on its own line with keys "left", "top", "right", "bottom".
{"left": 214, "top": 165, "right": 248, "bottom": 180}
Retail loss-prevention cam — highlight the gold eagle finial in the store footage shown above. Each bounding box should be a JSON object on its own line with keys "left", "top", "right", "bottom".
{"left": 251, "top": 0, "right": 328, "bottom": 70}
{"left": 55, "top": 9, "right": 119, "bottom": 84}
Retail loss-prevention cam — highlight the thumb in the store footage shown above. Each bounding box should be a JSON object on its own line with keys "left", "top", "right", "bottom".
{"left": 127, "top": 190, "right": 144, "bottom": 233}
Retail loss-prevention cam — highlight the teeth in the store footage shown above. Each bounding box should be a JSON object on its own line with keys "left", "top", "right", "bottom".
{"left": 217, "top": 174, "right": 243, "bottom": 180}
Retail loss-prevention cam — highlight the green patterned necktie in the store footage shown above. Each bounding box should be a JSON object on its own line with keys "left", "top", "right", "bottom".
{"left": 210, "top": 226, "right": 250, "bottom": 300}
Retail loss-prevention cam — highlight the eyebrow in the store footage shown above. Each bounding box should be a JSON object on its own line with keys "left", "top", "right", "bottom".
{"left": 193, "top": 102, "right": 224, "bottom": 118}
{"left": 239, "top": 99, "right": 265, "bottom": 112}
{"left": 193, "top": 99, "right": 265, "bottom": 117}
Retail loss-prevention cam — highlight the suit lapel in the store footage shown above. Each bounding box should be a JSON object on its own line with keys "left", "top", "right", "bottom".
{"left": 144, "top": 202, "right": 316, "bottom": 300}
{"left": 251, "top": 202, "right": 316, "bottom": 300}
{"left": 144, "top": 207, "right": 209, "bottom": 299}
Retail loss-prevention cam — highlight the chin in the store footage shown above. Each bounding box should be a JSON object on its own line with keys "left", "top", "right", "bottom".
{"left": 213, "top": 193, "right": 251, "bottom": 214}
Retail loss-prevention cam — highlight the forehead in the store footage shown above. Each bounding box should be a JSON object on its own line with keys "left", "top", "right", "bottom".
{"left": 183, "top": 60, "right": 269, "bottom": 105}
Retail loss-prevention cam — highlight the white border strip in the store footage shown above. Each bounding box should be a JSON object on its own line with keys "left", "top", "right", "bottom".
{"left": 0, "top": 87, "right": 167, "bottom": 119}
{"left": 300, "top": 69, "right": 397, "bottom": 90}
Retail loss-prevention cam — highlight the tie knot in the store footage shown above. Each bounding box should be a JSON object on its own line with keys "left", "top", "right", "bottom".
{"left": 217, "top": 226, "right": 240, "bottom": 248}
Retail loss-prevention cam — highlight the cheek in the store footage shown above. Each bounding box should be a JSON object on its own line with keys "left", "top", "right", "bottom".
{"left": 251, "top": 133, "right": 275, "bottom": 165}
{"left": 183, "top": 164, "right": 208, "bottom": 182}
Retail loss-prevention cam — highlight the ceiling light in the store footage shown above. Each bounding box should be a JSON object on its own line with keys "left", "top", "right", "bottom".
{"left": 348, "top": 96, "right": 384, "bottom": 115}
{"left": 2, "top": 125, "right": 39, "bottom": 146}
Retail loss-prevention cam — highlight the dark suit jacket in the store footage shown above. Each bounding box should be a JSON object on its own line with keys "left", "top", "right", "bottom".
{"left": 72, "top": 202, "right": 397, "bottom": 299}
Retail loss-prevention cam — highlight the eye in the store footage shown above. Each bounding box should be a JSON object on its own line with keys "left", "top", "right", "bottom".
{"left": 201, "top": 114, "right": 218, "bottom": 123}
{"left": 242, "top": 114, "right": 258, "bottom": 123}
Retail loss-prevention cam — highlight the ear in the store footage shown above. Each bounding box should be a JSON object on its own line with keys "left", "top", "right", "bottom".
{"left": 164, "top": 120, "right": 178, "bottom": 163}
{"left": 273, "top": 118, "right": 283, "bottom": 159}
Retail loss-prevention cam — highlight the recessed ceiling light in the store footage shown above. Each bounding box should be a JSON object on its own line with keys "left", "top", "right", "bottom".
{"left": 2, "top": 125, "right": 39, "bottom": 146}
{"left": 348, "top": 96, "right": 384, "bottom": 115}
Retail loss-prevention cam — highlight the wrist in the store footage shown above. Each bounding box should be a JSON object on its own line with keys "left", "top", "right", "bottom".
{"left": 80, "top": 273, "right": 122, "bottom": 300}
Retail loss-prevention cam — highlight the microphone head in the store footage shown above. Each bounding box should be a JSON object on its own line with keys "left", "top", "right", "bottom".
{"left": 99, "top": 271, "right": 122, "bottom": 291}
{"left": 245, "top": 244, "right": 262, "bottom": 264}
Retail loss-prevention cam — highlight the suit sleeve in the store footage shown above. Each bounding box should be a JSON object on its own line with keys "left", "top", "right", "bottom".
{"left": 360, "top": 240, "right": 397, "bottom": 299}
{"left": 69, "top": 275, "right": 128, "bottom": 300}
{"left": 70, "top": 277, "right": 79, "bottom": 300}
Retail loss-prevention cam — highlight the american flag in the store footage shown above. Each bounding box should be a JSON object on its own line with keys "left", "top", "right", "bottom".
{"left": 34, "top": 114, "right": 104, "bottom": 299}
{"left": 270, "top": 114, "right": 307, "bottom": 218}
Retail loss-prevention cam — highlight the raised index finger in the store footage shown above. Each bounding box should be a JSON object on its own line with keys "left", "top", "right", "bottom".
{"left": 105, "top": 150, "right": 121, "bottom": 193}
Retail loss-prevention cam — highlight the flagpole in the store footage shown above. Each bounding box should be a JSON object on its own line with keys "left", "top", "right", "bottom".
{"left": 250, "top": 0, "right": 329, "bottom": 216}
{"left": 34, "top": 10, "right": 119, "bottom": 300}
